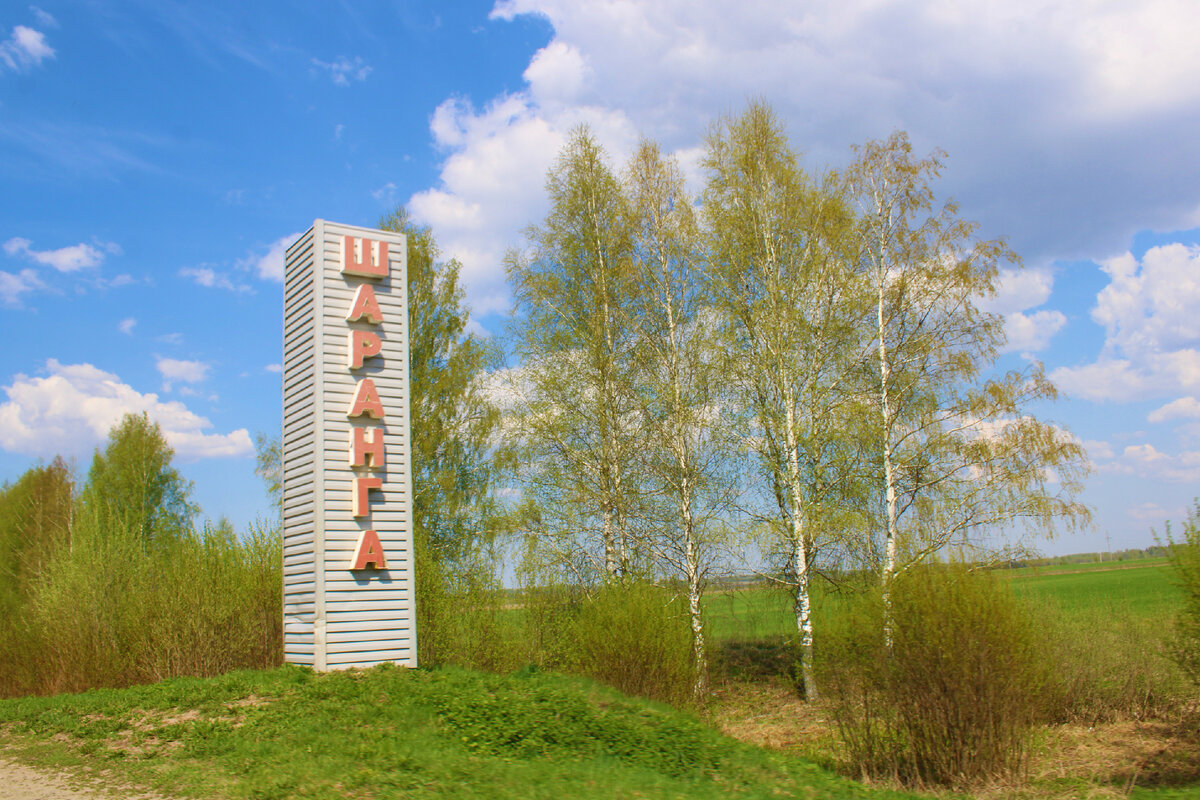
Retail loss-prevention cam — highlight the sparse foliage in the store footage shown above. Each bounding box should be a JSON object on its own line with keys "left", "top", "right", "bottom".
{"left": 1165, "top": 500, "right": 1200, "bottom": 685}
{"left": 824, "top": 564, "right": 1053, "bottom": 788}
{"left": 506, "top": 126, "right": 644, "bottom": 580}
{"left": 625, "top": 139, "right": 732, "bottom": 700}
{"left": 844, "top": 131, "right": 1090, "bottom": 624}
{"left": 702, "top": 102, "right": 866, "bottom": 699}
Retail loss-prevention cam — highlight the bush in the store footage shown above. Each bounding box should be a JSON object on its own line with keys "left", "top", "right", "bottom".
{"left": 1, "top": 510, "right": 281, "bottom": 697}
{"left": 568, "top": 580, "right": 697, "bottom": 707}
{"left": 1166, "top": 500, "right": 1200, "bottom": 685}
{"left": 823, "top": 564, "right": 1051, "bottom": 789}
{"left": 413, "top": 541, "right": 510, "bottom": 673}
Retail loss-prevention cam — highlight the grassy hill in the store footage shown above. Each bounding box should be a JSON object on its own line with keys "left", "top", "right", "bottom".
{"left": 0, "top": 664, "right": 923, "bottom": 800}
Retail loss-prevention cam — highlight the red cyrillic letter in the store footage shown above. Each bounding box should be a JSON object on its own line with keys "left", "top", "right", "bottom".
{"left": 348, "top": 329, "right": 382, "bottom": 369}
{"left": 346, "top": 284, "right": 384, "bottom": 325}
{"left": 352, "top": 476, "right": 382, "bottom": 518}
{"left": 349, "top": 529, "right": 387, "bottom": 570}
{"left": 341, "top": 236, "right": 388, "bottom": 279}
{"left": 348, "top": 426, "right": 385, "bottom": 469}
{"left": 347, "top": 378, "right": 386, "bottom": 419}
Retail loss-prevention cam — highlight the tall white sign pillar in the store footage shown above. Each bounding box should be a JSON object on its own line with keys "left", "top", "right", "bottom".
{"left": 282, "top": 220, "right": 416, "bottom": 670}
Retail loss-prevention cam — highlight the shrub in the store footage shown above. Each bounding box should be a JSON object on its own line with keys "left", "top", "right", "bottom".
{"left": 3, "top": 510, "right": 281, "bottom": 697}
{"left": 823, "top": 564, "right": 1052, "bottom": 788}
{"left": 1166, "top": 500, "right": 1200, "bottom": 686}
{"left": 569, "top": 580, "right": 697, "bottom": 707}
{"left": 413, "top": 541, "right": 511, "bottom": 673}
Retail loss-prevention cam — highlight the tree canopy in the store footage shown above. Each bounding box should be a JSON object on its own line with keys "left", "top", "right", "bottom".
{"left": 81, "top": 412, "right": 196, "bottom": 544}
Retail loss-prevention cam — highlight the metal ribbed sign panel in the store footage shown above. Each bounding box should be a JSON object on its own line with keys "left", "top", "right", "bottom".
{"left": 282, "top": 219, "right": 416, "bottom": 670}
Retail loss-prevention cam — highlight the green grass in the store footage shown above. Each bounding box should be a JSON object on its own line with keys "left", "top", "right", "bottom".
{"left": 704, "top": 559, "right": 1182, "bottom": 644}
{"left": 1006, "top": 562, "right": 1180, "bottom": 617}
{"left": 0, "top": 665, "right": 926, "bottom": 800}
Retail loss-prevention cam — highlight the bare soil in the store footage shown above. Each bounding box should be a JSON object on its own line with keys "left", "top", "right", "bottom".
{"left": 707, "top": 680, "right": 1200, "bottom": 799}
{"left": 0, "top": 754, "right": 167, "bottom": 800}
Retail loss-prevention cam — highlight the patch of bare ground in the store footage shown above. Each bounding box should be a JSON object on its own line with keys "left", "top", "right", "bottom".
{"left": 708, "top": 681, "right": 1200, "bottom": 798}
{"left": 0, "top": 753, "right": 169, "bottom": 800}
{"left": 706, "top": 680, "right": 840, "bottom": 770}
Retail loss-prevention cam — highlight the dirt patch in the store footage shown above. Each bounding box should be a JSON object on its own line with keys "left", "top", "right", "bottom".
{"left": 0, "top": 756, "right": 168, "bottom": 800}
{"left": 1037, "top": 716, "right": 1200, "bottom": 790}
{"left": 708, "top": 681, "right": 1200, "bottom": 797}
{"left": 706, "top": 681, "right": 840, "bottom": 769}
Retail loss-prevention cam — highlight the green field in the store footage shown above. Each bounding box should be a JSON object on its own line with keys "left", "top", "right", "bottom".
{"left": 1006, "top": 560, "right": 1180, "bottom": 615}
{"left": 703, "top": 558, "right": 1183, "bottom": 644}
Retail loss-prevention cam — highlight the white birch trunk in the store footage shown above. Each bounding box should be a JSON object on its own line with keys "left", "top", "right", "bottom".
{"left": 784, "top": 388, "right": 817, "bottom": 700}
{"left": 878, "top": 267, "right": 899, "bottom": 643}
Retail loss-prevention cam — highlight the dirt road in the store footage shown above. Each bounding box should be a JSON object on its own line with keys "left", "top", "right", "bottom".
{"left": 0, "top": 756, "right": 165, "bottom": 800}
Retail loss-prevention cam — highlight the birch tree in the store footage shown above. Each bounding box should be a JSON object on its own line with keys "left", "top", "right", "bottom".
{"left": 844, "top": 132, "right": 1090, "bottom": 616}
{"left": 507, "top": 127, "right": 642, "bottom": 579}
{"left": 625, "top": 139, "right": 732, "bottom": 700}
{"left": 703, "top": 103, "right": 866, "bottom": 700}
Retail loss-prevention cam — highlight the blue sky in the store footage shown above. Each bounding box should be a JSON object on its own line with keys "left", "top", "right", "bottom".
{"left": 2, "top": 0, "right": 1198, "bottom": 556}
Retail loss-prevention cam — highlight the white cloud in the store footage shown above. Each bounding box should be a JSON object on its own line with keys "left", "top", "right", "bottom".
{"left": 311, "top": 56, "right": 371, "bottom": 86}
{"left": 264, "top": 363, "right": 282, "bottom": 374}
{"left": 372, "top": 182, "right": 397, "bottom": 203}
{"left": 1092, "top": 245, "right": 1200, "bottom": 358}
{"left": 0, "top": 24, "right": 54, "bottom": 72}
{"left": 523, "top": 41, "right": 589, "bottom": 104}
{"left": 1128, "top": 502, "right": 1173, "bottom": 522}
{"left": 29, "top": 8, "right": 58, "bottom": 29}
{"left": 978, "top": 266, "right": 1056, "bottom": 316}
{"left": 0, "top": 268, "right": 45, "bottom": 306}
{"left": 1096, "top": 442, "right": 1200, "bottom": 483}
{"left": 118, "top": 317, "right": 136, "bottom": 335}
{"left": 0, "top": 360, "right": 252, "bottom": 461}
{"left": 3, "top": 236, "right": 118, "bottom": 272}
{"left": 155, "top": 356, "right": 210, "bottom": 391}
{"left": 1053, "top": 244, "right": 1200, "bottom": 401}
{"left": 179, "top": 266, "right": 250, "bottom": 293}
{"left": 405, "top": 0, "right": 1200, "bottom": 319}
{"left": 409, "top": 93, "right": 637, "bottom": 314}
{"left": 1148, "top": 396, "right": 1200, "bottom": 424}
{"left": 242, "top": 233, "right": 299, "bottom": 282}
{"left": 1002, "top": 309, "right": 1067, "bottom": 355}
{"left": 1083, "top": 439, "right": 1114, "bottom": 460}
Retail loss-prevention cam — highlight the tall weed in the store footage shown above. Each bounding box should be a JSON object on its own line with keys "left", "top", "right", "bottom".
{"left": 1, "top": 509, "right": 281, "bottom": 696}
{"left": 1165, "top": 501, "right": 1200, "bottom": 685}
{"left": 823, "top": 565, "right": 1051, "bottom": 789}
{"left": 569, "top": 580, "right": 697, "bottom": 707}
